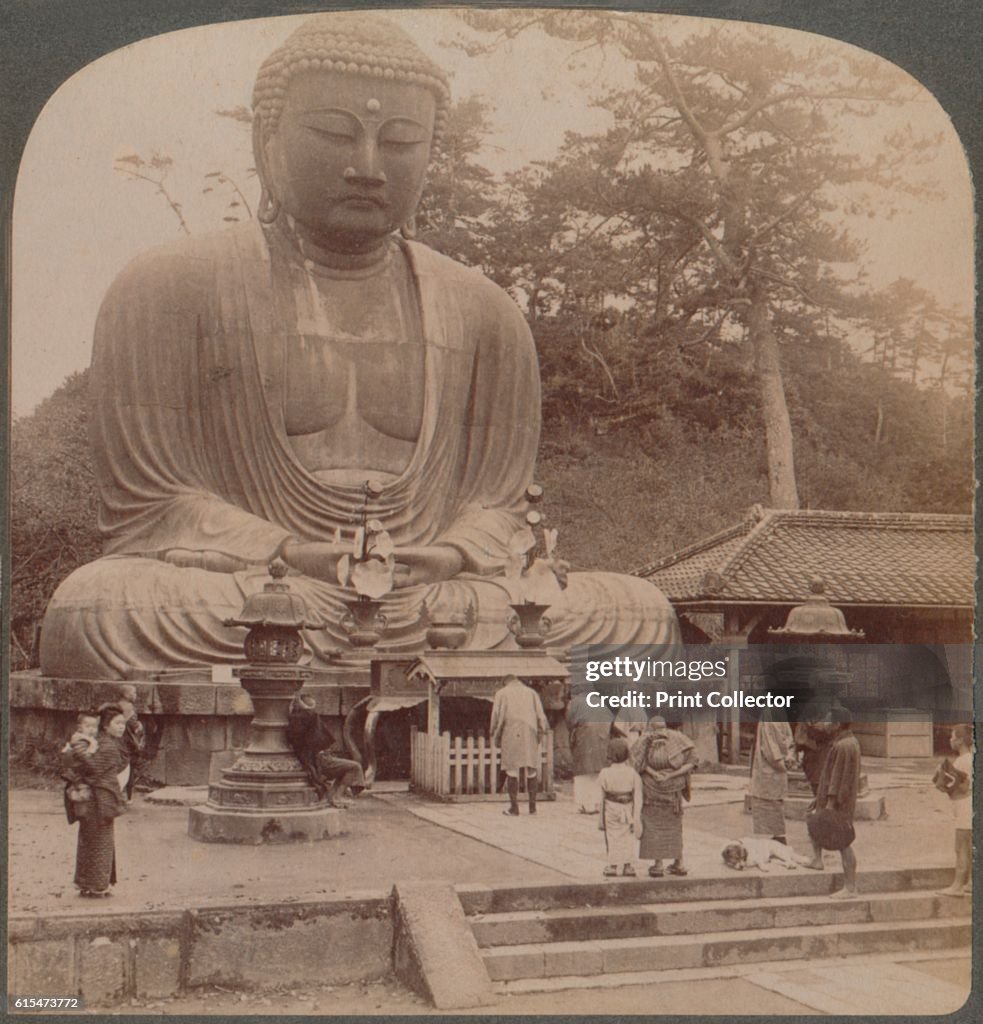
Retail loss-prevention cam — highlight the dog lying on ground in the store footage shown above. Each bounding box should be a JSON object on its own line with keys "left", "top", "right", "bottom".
{"left": 721, "top": 836, "right": 813, "bottom": 872}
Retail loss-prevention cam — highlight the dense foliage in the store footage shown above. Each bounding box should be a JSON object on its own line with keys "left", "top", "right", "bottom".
{"left": 10, "top": 372, "right": 101, "bottom": 668}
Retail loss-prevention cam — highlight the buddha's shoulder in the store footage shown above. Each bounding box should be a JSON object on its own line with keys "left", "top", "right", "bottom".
{"left": 103, "top": 224, "right": 264, "bottom": 300}
{"left": 403, "top": 241, "right": 529, "bottom": 333}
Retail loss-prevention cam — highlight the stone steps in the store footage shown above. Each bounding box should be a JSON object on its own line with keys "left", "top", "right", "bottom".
{"left": 481, "top": 916, "right": 971, "bottom": 983}
{"left": 491, "top": 947, "right": 968, "bottom": 999}
{"left": 457, "top": 866, "right": 954, "bottom": 914}
{"left": 472, "top": 890, "right": 969, "bottom": 948}
{"left": 460, "top": 868, "right": 969, "bottom": 988}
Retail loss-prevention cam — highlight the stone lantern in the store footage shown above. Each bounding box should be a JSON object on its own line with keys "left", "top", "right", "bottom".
{"left": 754, "top": 581, "right": 873, "bottom": 820}
{"left": 188, "top": 560, "right": 341, "bottom": 843}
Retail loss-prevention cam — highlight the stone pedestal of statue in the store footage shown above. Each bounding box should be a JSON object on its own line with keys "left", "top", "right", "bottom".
{"left": 742, "top": 768, "right": 885, "bottom": 821}
{"left": 188, "top": 664, "right": 341, "bottom": 843}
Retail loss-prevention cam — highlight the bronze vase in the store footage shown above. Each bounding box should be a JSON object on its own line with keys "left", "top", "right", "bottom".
{"left": 341, "top": 597, "right": 387, "bottom": 648}
{"left": 507, "top": 602, "right": 552, "bottom": 649}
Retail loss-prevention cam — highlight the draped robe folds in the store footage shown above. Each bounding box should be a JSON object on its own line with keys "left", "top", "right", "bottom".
{"left": 567, "top": 694, "right": 614, "bottom": 813}
{"left": 567, "top": 695, "right": 614, "bottom": 776}
{"left": 598, "top": 761, "right": 642, "bottom": 866}
{"left": 40, "top": 223, "right": 680, "bottom": 679}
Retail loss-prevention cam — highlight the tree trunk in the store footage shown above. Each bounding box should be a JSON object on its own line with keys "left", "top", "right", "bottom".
{"left": 748, "top": 291, "right": 799, "bottom": 509}
{"left": 874, "top": 399, "right": 885, "bottom": 445}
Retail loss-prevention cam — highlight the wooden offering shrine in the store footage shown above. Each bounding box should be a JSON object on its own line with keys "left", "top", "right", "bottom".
{"left": 406, "top": 651, "right": 568, "bottom": 801}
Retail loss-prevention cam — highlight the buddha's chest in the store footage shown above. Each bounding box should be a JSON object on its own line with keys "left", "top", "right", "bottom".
{"left": 279, "top": 260, "right": 425, "bottom": 440}
{"left": 284, "top": 335, "right": 424, "bottom": 439}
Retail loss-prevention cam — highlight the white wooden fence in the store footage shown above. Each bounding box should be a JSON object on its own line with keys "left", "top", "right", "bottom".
{"left": 410, "top": 728, "right": 554, "bottom": 799}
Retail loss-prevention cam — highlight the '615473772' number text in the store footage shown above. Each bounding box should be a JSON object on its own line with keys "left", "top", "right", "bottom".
{"left": 11, "top": 997, "right": 83, "bottom": 1010}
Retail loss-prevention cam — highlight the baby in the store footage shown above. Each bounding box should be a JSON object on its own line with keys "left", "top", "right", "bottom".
{"left": 61, "top": 712, "right": 99, "bottom": 805}
{"left": 721, "top": 836, "right": 812, "bottom": 873}
{"left": 63, "top": 713, "right": 99, "bottom": 757}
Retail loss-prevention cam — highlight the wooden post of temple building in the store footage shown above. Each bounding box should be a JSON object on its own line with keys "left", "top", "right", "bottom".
{"left": 427, "top": 679, "right": 440, "bottom": 736}
{"left": 720, "top": 608, "right": 762, "bottom": 764}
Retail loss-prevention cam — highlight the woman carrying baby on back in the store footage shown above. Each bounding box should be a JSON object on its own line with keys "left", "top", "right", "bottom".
{"left": 64, "top": 705, "right": 129, "bottom": 898}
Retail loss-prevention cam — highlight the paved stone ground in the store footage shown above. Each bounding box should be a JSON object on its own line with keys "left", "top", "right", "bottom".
{"left": 9, "top": 762, "right": 960, "bottom": 914}
{"left": 741, "top": 957, "right": 970, "bottom": 1015}
{"left": 7, "top": 759, "right": 964, "bottom": 910}
{"left": 379, "top": 758, "right": 964, "bottom": 881}
{"left": 7, "top": 756, "right": 972, "bottom": 1017}
{"left": 7, "top": 789, "right": 568, "bottom": 916}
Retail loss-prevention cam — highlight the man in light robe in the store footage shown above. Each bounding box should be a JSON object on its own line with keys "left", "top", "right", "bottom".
{"left": 40, "top": 14, "right": 679, "bottom": 681}
{"left": 749, "top": 710, "right": 796, "bottom": 844}
{"left": 490, "top": 676, "right": 548, "bottom": 816}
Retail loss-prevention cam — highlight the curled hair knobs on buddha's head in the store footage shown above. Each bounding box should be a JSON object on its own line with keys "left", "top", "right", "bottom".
{"left": 252, "top": 14, "right": 452, "bottom": 152}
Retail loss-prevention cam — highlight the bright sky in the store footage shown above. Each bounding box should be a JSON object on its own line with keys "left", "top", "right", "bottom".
{"left": 11, "top": 9, "right": 973, "bottom": 417}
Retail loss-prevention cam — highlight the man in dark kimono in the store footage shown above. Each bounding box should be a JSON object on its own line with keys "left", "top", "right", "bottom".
{"left": 287, "top": 694, "right": 365, "bottom": 807}
{"left": 806, "top": 713, "right": 862, "bottom": 897}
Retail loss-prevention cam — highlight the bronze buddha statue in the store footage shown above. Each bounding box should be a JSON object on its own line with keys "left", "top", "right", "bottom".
{"left": 40, "top": 15, "right": 679, "bottom": 678}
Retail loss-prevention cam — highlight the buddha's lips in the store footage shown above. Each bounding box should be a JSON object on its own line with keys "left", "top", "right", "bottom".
{"left": 339, "top": 194, "right": 389, "bottom": 209}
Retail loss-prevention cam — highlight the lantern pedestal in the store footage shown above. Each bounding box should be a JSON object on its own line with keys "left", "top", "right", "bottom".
{"left": 188, "top": 665, "right": 341, "bottom": 844}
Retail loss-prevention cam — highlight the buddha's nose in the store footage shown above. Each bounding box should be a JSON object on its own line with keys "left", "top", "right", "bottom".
{"left": 344, "top": 141, "right": 387, "bottom": 187}
{"left": 343, "top": 167, "right": 387, "bottom": 187}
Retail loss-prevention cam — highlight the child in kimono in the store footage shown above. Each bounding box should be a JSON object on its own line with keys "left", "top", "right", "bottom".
{"left": 598, "top": 738, "right": 642, "bottom": 877}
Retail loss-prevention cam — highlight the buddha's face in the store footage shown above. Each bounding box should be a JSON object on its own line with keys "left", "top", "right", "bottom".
{"left": 263, "top": 70, "right": 436, "bottom": 252}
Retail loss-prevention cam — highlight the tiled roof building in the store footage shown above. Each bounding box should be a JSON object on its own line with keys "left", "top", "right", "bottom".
{"left": 634, "top": 506, "right": 973, "bottom": 644}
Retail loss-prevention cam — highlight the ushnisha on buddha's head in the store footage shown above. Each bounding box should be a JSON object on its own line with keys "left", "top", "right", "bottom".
{"left": 251, "top": 15, "right": 451, "bottom": 256}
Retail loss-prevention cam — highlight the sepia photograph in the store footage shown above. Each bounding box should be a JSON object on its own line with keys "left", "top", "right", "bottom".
{"left": 5, "top": 3, "right": 976, "bottom": 1017}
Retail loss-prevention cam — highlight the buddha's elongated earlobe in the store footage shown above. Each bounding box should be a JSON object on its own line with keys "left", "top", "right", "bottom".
{"left": 252, "top": 115, "right": 281, "bottom": 226}
{"left": 400, "top": 214, "right": 417, "bottom": 240}
{"left": 258, "top": 187, "right": 281, "bottom": 225}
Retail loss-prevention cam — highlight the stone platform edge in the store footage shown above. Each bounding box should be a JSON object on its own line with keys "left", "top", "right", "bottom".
{"left": 743, "top": 792, "right": 887, "bottom": 821}
{"left": 8, "top": 671, "right": 371, "bottom": 716}
{"left": 8, "top": 890, "right": 392, "bottom": 1006}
